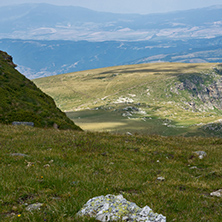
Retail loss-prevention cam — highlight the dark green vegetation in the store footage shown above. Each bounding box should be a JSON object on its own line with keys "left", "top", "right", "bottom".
{"left": 34, "top": 62, "right": 222, "bottom": 137}
{"left": 0, "top": 51, "right": 81, "bottom": 130}
{"left": 0, "top": 124, "right": 222, "bottom": 221}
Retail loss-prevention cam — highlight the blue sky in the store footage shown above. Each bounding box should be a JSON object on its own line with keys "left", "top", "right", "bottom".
{"left": 1, "top": 0, "right": 222, "bottom": 14}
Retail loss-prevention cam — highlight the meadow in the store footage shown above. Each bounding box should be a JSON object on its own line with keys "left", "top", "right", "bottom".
{"left": 34, "top": 62, "right": 222, "bottom": 137}
{"left": 0, "top": 124, "right": 222, "bottom": 221}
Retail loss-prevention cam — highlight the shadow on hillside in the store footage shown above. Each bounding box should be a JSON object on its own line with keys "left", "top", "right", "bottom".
{"left": 99, "top": 64, "right": 201, "bottom": 76}
{"left": 66, "top": 107, "right": 191, "bottom": 137}
{"left": 66, "top": 106, "right": 222, "bottom": 137}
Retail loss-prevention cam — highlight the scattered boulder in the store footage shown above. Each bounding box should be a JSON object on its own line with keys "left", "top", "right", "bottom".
{"left": 77, "top": 194, "right": 166, "bottom": 222}
{"left": 11, "top": 153, "right": 28, "bottom": 157}
{"left": 210, "top": 189, "right": 222, "bottom": 197}
{"left": 189, "top": 166, "right": 198, "bottom": 169}
{"left": 25, "top": 203, "right": 43, "bottom": 212}
{"left": 53, "top": 123, "right": 58, "bottom": 129}
{"left": 157, "top": 177, "right": 165, "bottom": 181}
{"left": 193, "top": 151, "right": 207, "bottom": 159}
{"left": 12, "top": 121, "right": 34, "bottom": 127}
{"left": 26, "top": 161, "right": 35, "bottom": 167}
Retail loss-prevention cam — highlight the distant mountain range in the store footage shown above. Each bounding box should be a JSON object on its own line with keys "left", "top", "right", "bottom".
{"left": 1, "top": 3, "right": 222, "bottom": 41}
{"left": 0, "top": 37, "right": 222, "bottom": 79}
{"left": 0, "top": 3, "right": 222, "bottom": 78}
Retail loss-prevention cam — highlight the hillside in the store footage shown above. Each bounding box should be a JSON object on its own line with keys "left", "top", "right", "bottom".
{"left": 0, "top": 50, "right": 81, "bottom": 130}
{"left": 34, "top": 62, "right": 222, "bottom": 137}
{"left": 0, "top": 123, "right": 222, "bottom": 221}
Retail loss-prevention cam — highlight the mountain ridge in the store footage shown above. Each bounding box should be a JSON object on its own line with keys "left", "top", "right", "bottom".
{"left": 1, "top": 3, "right": 222, "bottom": 41}
{"left": 1, "top": 37, "right": 222, "bottom": 79}
{"left": 1, "top": 3, "right": 222, "bottom": 79}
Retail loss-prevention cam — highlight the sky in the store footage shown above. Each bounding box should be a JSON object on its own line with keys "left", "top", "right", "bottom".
{"left": 1, "top": 0, "right": 222, "bottom": 14}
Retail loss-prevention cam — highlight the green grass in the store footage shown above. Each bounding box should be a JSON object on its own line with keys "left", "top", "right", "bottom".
{"left": 0, "top": 50, "right": 81, "bottom": 130}
{"left": 33, "top": 62, "right": 222, "bottom": 136}
{"left": 0, "top": 124, "right": 222, "bottom": 221}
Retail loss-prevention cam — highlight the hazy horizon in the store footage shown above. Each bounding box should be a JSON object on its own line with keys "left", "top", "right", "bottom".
{"left": 1, "top": 0, "right": 222, "bottom": 14}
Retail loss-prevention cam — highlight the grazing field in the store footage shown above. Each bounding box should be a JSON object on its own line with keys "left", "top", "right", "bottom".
{"left": 34, "top": 62, "right": 222, "bottom": 137}
{"left": 0, "top": 124, "right": 222, "bottom": 221}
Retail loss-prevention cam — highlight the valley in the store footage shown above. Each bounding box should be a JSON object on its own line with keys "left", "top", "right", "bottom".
{"left": 1, "top": 3, "right": 222, "bottom": 222}
{"left": 1, "top": 4, "right": 222, "bottom": 79}
{"left": 1, "top": 4, "right": 222, "bottom": 41}
{"left": 34, "top": 62, "right": 222, "bottom": 137}
{"left": 1, "top": 36, "right": 222, "bottom": 79}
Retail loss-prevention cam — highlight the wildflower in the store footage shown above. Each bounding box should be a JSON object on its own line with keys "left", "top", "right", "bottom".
{"left": 41, "top": 176, "right": 43, "bottom": 179}
{"left": 18, "top": 214, "right": 21, "bottom": 217}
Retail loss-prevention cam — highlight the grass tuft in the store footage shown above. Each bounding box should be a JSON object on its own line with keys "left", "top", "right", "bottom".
{"left": 0, "top": 124, "right": 221, "bottom": 221}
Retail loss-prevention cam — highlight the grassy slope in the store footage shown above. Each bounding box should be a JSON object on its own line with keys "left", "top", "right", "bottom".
{"left": 0, "top": 51, "right": 81, "bottom": 130}
{"left": 0, "top": 124, "right": 221, "bottom": 221}
{"left": 34, "top": 62, "right": 222, "bottom": 136}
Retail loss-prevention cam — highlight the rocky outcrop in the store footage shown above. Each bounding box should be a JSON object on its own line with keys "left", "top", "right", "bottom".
{"left": 77, "top": 194, "right": 166, "bottom": 222}
{"left": 0, "top": 50, "right": 17, "bottom": 68}
{"left": 171, "top": 66, "right": 222, "bottom": 111}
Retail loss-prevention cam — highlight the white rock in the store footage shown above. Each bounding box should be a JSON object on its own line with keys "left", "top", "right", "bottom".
{"left": 157, "top": 177, "right": 165, "bottom": 181}
{"left": 210, "top": 189, "right": 222, "bottom": 197}
{"left": 190, "top": 166, "right": 198, "bottom": 169}
{"left": 116, "top": 194, "right": 124, "bottom": 200}
{"left": 96, "top": 213, "right": 110, "bottom": 222}
{"left": 26, "top": 203, "right": 43, "bottom": 211}
{"left": 194, "top": 151, "right": 207, "bottom": 159}
{"left": 139, "top": 206, "right": 152, "bottom": 217}
{"left": 77, "top": 194, "right": 166, "bottom": 222}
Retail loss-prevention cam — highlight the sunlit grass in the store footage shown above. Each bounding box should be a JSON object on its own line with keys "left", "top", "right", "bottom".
{"left": 33, "top": 62, "right": 222, "bottom": 137}
{"left": 34, "top": 62, "right": 215, "bottom": 111}
{"left": 0, "top": 124, "right": 222, "bottom": 221}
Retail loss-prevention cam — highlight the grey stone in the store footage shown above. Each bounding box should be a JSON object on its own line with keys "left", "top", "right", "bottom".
{"left": 157, "top": 177, "right": 165, "bottom": 181}
{"left": 190, "top": 166, "right": 198, "bottom": 169}
{"left": 53, "top": 123, "right": 58, "bottom": 129}
{"left": 11, "top": 153, "right": 28, "bottom": 157}
{"left": 12, "top": 121, "right": 34, "bottom": 127}
{"left": 77, "top": 194, "right": 166, "bottom": 222}
{"left": 194, "top": 151, "right": 207, "bottom": 159}
{"left": 210, "top": 189, "right": 222, "bottom": 197}
{"left": 26, "top": 203, "right": 43, "bottom": 211}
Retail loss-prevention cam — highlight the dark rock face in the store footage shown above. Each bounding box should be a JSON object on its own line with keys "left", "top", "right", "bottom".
{"left": 0, "top": 50, "right": 17, "bottom": 68}
{"left": 171, "top": 66, "right": 222, "bottom": 111}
